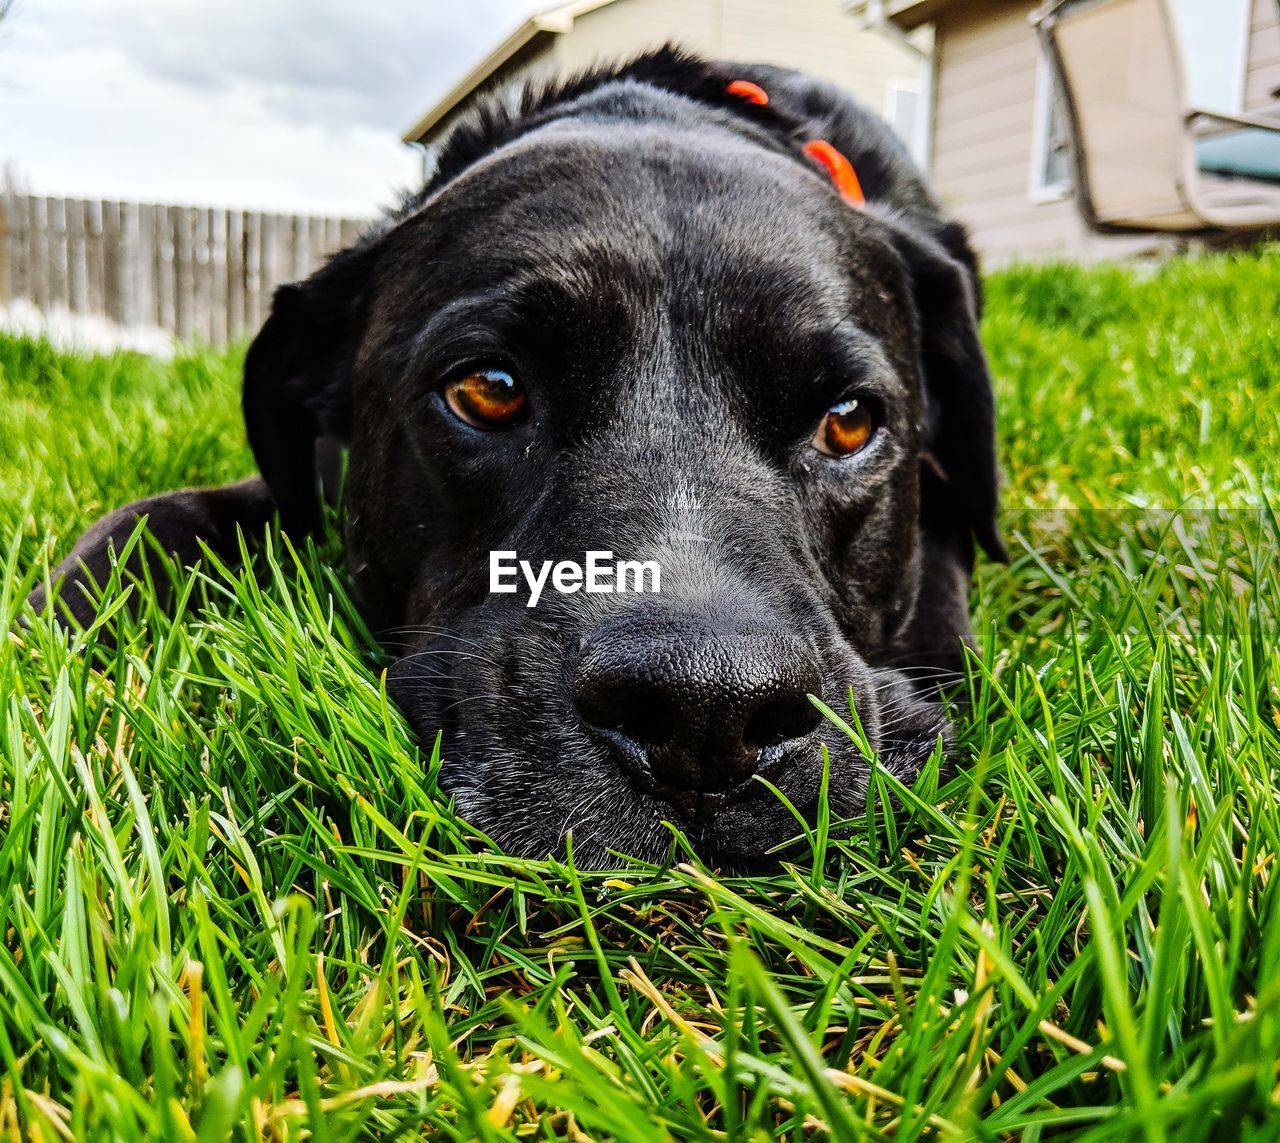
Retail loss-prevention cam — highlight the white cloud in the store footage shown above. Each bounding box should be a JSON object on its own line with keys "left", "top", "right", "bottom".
{"left": 0, "top": 0, "right": 547, "bottom": 215}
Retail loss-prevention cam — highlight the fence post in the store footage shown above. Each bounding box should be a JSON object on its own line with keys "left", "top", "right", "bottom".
{"left": 47, "top": 198, "right": 69, "bottom": 311}
{"left": 4, "top": 186, "right": 27, "bottom": 305}
{"left": 0, "top": 188, "right": 9, "bottom": 308}
{"left": 66, "top": 198, "right": 88, "bottom": 314}
{"left": 209, "top": 207, "right": 228, "bottom": 347}
{"left": 85, "top": 199, "right": 106, "bottom": 317}
{"left": 227, "top": 209, "right": 245, "bottom": 342}
{"left": 102, "top": 201, "right": 123, "bottom": 324}
{"left": 245, "top": 210, "right": 263, "bottom": 333}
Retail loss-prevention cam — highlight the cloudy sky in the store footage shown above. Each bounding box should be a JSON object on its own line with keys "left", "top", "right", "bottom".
{"left": 0, "top": 0, "right": 549, "bottom": 216}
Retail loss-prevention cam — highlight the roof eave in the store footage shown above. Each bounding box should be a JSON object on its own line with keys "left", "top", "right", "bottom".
{"left": 400, "top": 0, "right": 622, "bottom": 145}
{"left": 401, "top": 21, "right": 550, "bottom": 144}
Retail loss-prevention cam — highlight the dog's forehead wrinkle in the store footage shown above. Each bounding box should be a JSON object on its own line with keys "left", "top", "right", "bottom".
{"left": 824, "top": 321, "right": 898, "bottom": 375}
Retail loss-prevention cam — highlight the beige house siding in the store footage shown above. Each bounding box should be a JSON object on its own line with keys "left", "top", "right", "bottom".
{"left": 551, "top": 0, "right": 720, "bottom": 62}
{"left": 501, "top": 40, "right": 558, "bottom": 92}
{"left": 415, "top": 0, "right": 922, "bottom": 149}
{"left": 1244, "top": 0, "right": 1280, "bottom": 113}
{"left": 555, "top": 0, "right": 922, "bottom": 115}
{"left": 720, "top": 0, "right": 924, "bottom": 114}
{"left": 928, "top": 0, "right": 1166, "bottom": 266}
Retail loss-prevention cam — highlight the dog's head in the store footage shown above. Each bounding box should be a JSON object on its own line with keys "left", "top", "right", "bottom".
{"left": 240, "top": 51, "right": 1003, "bottom": 866}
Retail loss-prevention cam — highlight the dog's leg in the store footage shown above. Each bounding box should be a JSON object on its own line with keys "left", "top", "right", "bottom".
{"left": 27, "top": 477, "right": 275, "bottom": 628}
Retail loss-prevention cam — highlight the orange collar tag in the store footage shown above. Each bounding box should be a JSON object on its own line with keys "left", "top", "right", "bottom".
{"left": 802, "top": 139, "right": 866, "bottom": 208}
{"left": 725, "top": 79, "right": 769, "bottom": 106}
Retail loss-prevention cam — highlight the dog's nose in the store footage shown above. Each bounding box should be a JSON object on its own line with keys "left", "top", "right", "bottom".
{"left": 573, "top": 616, "right": 823, "bottom": 795}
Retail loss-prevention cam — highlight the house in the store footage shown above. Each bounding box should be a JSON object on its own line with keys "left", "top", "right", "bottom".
{"left": 402, "top": 0, "right": 930, "bottom": 162}
{"left": 850, "top": 0, "right": 1280, "bottom": 265}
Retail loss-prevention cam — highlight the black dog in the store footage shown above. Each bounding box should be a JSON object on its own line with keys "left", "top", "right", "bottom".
{"left": 33, "top": 49, "right": 1004, "bottom": 867}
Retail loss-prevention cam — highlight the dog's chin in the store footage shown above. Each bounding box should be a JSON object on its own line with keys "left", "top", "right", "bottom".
{"left": 442, "top": 757, "right": 838, "bottom": 870}
{"left": 414, "top": 692, "right": 947, "bottom": 870}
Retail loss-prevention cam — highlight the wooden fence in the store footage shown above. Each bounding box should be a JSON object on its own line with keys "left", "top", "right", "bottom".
{"left": 0, "top": 191, "right": 368, "bottom": 346}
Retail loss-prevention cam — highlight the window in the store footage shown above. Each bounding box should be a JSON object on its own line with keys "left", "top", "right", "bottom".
{"left": 886, "top": 81, "right": 921, "bottom": 155}
{"left": 1030, "top": 54, "right": 1073, "bottom": 201}
{"left": 1168, "top": 0, "right": 1252, "bottom": 114}
{"left": 885, "top": 50, "right": 933, "bottom": 171}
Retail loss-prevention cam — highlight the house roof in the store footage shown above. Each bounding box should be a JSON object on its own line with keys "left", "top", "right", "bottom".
{"left": 401, "top": 0, "right": 624, "bottom": 144}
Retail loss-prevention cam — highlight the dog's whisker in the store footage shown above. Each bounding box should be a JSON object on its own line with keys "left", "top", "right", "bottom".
{"left": 395, "top": 647, "right": 503, "bottom": 671}
{"left": 441, "top": 693, "right": 506, "bottom": 715}
{"left": 382, "top": 624, "right": 489, "bottom": 648}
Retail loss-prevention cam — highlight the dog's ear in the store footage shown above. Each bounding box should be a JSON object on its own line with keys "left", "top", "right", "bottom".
{"left": 242, "top": 243, "right": 375, "bottom": 534}
{"left": 28, "top": 478, "right": 275, "bottom": 629}
{"left": 890, "top": 220, "right": 1007, "bottom": 563}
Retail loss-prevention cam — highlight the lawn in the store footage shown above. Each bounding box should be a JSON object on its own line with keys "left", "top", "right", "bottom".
{"left": 2, "top": 249, "right": 1279, "bottom": 1140}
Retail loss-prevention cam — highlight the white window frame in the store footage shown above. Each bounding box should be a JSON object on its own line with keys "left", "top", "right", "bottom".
{"left": 1029, "top": 52, "right": 1072, "bottom": 204}
{"left": 884, "top": 78, "right": 927, "bottom": 168}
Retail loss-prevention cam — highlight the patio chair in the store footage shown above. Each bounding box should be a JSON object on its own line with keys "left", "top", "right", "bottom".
{"left": 1033, "top": 0, "right": 1280, "bottom": 235}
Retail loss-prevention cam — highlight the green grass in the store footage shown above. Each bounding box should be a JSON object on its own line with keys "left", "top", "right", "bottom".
{"left": 1, "top": 248, "right": 1279, "bottom": 1139}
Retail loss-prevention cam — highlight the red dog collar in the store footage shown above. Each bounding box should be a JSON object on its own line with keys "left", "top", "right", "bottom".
{"left": 726, "top": 80, "right": 866, "bottom": 208}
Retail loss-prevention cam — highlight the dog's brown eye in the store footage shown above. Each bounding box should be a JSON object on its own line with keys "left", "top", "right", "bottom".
{"left": 445, "top": 368, "right": 528, "bottom": 429}
{"left": 813, "top": 398, "right": 875, "bottom": 458}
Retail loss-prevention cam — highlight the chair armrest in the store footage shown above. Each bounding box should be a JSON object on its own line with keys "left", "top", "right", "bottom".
{"left": 1187, "top": 108, "right": 1280, "bottom": 134}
